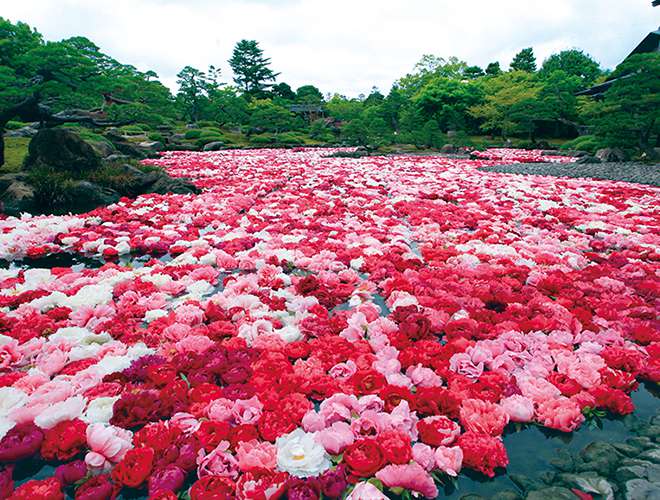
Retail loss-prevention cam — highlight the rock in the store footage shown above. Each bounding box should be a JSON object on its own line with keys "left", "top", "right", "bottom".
{"left": 595, "top": 148, "right": 626, "bottom": 162}
{"left": 623, "top": 479, "right": 660, "bottom": 500}
{"left": 639, "top": 425, "right": 660, "bottom": 440}
{"left": 491, "top": 491, "right": 522, "bottom": 500}
{"left": 105, "top": 154, "right": 130, "bottom": 163}
{"left": 203, "top": 141, "right": 225, "bottom": 151}
{"left": 617, "top": 462, "right": 660, "bottom": 482}
{"left": 627, "top": 437, "right": 655, "bottom": 451}
{"left": 0, "top": 174, "right": 35, "bottom": 215}
{"left": 138, "top": 141, "right": 164, "bottom": 152}
{"left": 578, "top": 442, "right": 621, "bottom": 476}
{"left": 4, "top": 125, "right": 39, "bottom": 137}
{"left": 614, "top": 443, "right": 644, "bottom": 457}
{"left": 447, "top": 130, "right": 457, "bottom": 138}
{"left": 88, "top": 140, "right": 117, "bottom": 158}
{"left": 575, "top": 155, "right": 601, "bottom": 164}
{"left": 510, "top": 474, "right": 544, "bottom": 492}
{"left": 639, "top": 449, "right": 660, "bottom": 465}
{"left": 556, "top": 474, "right": 614, "bottom": 500}
{"left": 459, "top": 495, "right": 485, "bottom": 500}
{"left": 526, "top": 487, "right": 576, "bottom": 500}
{"left": 24, "top": 128, "right": 102, "bottom": 173}
{"left": 441, "top": 144, "right": 458, "bottom": 154}
{"left": 68, "top": 181, "right": 120, "bottom": 211}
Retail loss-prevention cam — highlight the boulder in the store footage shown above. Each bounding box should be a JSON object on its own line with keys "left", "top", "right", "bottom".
{"left": 595, "top": 148, "right": 626, "bottom": 162}
{"left": 24, "top": 128, "right": 102, "bottom": 173}
{"left": 138, "top": 141, "right": 164, "bottom": 152}
{"left": 623, "top": 479, "right": 660, "bottom": 500}
{"left": 526, "top": 487, "right": 576, "bottom": 500}
{"left": 0, "top": 174, "right": 35, "bottom": 215}
{"left": 578, "top": 442, "right": 621, "bottom": 476}
{"left": 441, "top": 144, "right": 458, "bottom": 154}
{"left": 203, "top": 141, "right": 225, "bottom": 151}
{"left": 576, "top": 155, "right": 601, "bottom": 164}
{"left": 68, "top": 181, "right": 120, "bottom": 211}
{"left": 4, "top": 125, "right": 39, "bottom": 138}
{"left": 88, "top": 140, "right": 117, "bottom": 158}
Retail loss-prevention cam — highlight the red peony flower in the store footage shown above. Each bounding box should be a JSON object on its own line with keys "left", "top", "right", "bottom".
{"left": 0, "top": 423, "right": 44, "bottom": 463}
{"left": 378, "top": 430, "right": 412, "bottom": 465}
{"left": 41, "top": 419, "right": 87, "bottom": 461}
{"left": 10, "top": 477, "right": 62, "bottom": 500}
{"left": 349, "top": 370, "right": 387, "bottom": 396}
{"left": 343, "top": 439, "right": 386, "bottom": 480}
{"left": 112, "top": 447, "right": 155, "bottom": 488}
{"left": 190, "top": 475, "right": 236, "bottom": 500}
{"left": 457, "top": 431, "right": 508, "bottom": 478}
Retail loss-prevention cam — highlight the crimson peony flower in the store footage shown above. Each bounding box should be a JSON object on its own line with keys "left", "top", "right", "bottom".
{"left": 0, "top": 423, "right": 44, "bottom": 463}
{"left": 41, "top": 419, "right": 87, "bottom": 461}
{"left": 111, "top": 447, "right": 155, "bottom": 488}
{"left": 189, "top": 475, "right": 236, "bottom": 500}
{"left": 74, "top": 474, "right": 115, "bottom": 500}
{"left": 457, "top": 431, "right": 508, "bottom": 478}
{"left": 343, "top": 439, "right": 386, "bottom": 479}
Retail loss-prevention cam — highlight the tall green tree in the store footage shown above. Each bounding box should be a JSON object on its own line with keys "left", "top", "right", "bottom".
{"left": 588, "top": 53, "right": 659, "bottom": 151}
{"left": 272, "top": 82, "right": 296, "bottom": 101}
{"left": 540, "top": 49, "right": 601, "bottom": 86}
{"left": 510, "top": 47, "right": 537, "bottom": 72}
{"left": 176, "top": 66, "right": 216, "bottom": 122}
{"left": 229, "top": 40, "right": 279, "bottom": 98}
{"left": 296, "top": 85, "right": 324, "bottom": 104}
{"left": 485, "top": 62, "right": 502, "bottom": 76}
{"left": 413, "top": 77, "right": 483, "bottom": 132}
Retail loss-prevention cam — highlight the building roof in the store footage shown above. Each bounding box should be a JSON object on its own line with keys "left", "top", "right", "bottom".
{"left": 576, "top": 27, "right": 659, "bottom": 97}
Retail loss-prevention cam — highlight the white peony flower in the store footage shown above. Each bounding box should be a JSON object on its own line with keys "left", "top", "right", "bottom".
{"left": 35, "top": 395, "right": 86, "bottom": 429}
{"left": 276, "top": 324, "right": 303, "bottom": 343}
{"left": 83, "top": 396, "right": 120, "bottom": 424}
{"left": 0, "top": 417, "right": 15, "bottom": 441}
{"left": 0, "top": 387, "right": 28, "bottom": 417}
{"left": 276, "top": 428, "right": 331, "bottom": 478}
{"left": 144, "top": 309, "right": 169, "bottom": 322}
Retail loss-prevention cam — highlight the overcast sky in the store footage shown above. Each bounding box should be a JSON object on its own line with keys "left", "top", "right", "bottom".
{"left": 3, "top": 0, "right": 659, "bottom": 96}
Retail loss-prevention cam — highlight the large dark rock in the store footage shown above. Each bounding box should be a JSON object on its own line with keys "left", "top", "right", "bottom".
{"left": 441, "top": 144, "right": 458, "bottom": 154}
{"left": 595, "top": 147, "right": 626, "bottom": 162}
{"left": 25, "top": 128, "right": 102, "bottom": 172}
{"left": 203, "top": 141, "right": 225, "bottom": 151}
{"left": 4, "top": 125, "right": 39, "bottom": 138}
{"left": 0, "top": 173, "right": 35, "bottom": 215}
{"left": 68, "top": 181, "right": 120, "bottom": 211}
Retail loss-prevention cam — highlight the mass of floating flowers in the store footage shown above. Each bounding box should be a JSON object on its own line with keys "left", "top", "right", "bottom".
{"left": 0, "top": 148, "right": 658, "bottom": 499}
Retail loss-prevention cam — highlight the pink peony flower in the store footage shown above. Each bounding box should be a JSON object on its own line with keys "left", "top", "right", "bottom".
{"left": 499, "top": 395, "right": 534, "bottom": 423}
{"left": 412, "top": 443, "right": 436, "bottom": 471}
{"left": 235, "top": 439, "right": 277, "bottom": 473}
{"left": 535, "top": 397, "right": 584, "bottom": 432}
{"left": 376, "top": 463, "right": 438, "bottom": 499}
{"left": 315, "top": 421, "right": 355, "bottom": 455}
{"left": 435, "top": 446, "right": 463, "bottom": 476}
{"left": 459, "top": 399, "right": 509, "bottom": 437}
{"left": 85, "top": 423, "right": 133, "bottom": 470}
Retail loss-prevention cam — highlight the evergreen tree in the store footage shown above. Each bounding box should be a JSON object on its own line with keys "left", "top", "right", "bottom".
{"left": 510, "top": 47, "right": 537, "bottom": 72}
{"left": 464, "top": 65, "right": 485, "bottom": 79}
{"left": 229, "top": 40, "right": 279, "bottom": 98}
{"left": 485, "top": 62, "right": 502, "bottom": 76}
{"left": 176, "top": 66, "right": 214, "bottom": 122}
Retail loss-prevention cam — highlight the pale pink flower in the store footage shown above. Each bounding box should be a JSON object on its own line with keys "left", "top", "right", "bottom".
{"left": 232, "top": 396, "right": 263, "bottom": 425}
{"left": 376, "top": 463, "right": 438, "bottom": 499}
{"left": 315, "top": 421, "right": 355, "bottom": 455}
{"left": 459, "top": 399, "right": 509, "bottom": 437}
{"left": 500, "top": 395, "right": 534, "bottom": 423}
{"left": 207, "top": 398, "right": 234, "bottom": 422}
{"left": 328, "top": 360, "right": 357, "bottom": 380}
{"left": 536, "top": 397, "right": 584, "bottom": 432}
{"left": 235, "top": 439, "right": 277, "bottom": 473}
{"left": 197, "top": 441, "right": 239, "bottom": 478}
{"left": 434, "top": 446, "right": 463, "bottom": 476}
{"left": 85, "top": 423, "right": 133, "bottom": 470}
{"left": 412, "top": 443, "right": 436, "bottom": 471}
{"left": 346, "top": 482, "right": 388, "bottom": 500}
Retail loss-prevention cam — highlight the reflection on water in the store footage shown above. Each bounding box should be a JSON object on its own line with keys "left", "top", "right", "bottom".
{"left": 442, "top": 382, "right": 659, "bottom": 499}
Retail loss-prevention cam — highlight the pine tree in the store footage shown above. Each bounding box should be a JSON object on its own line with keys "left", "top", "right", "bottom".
{"left": 510, "top": 48, "right": 537, "bottom": 72}
{"left": 229, "top": 40, "right": 279, "bottom": 98}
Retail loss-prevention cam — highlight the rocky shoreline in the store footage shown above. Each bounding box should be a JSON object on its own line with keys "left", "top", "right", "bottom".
{"left": 481, "top": 161, "right": 660, "bottom": 187}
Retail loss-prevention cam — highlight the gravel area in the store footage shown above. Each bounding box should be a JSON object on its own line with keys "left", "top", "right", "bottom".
{"left": 481, "top": 161, "right": 660, "bottom": 187}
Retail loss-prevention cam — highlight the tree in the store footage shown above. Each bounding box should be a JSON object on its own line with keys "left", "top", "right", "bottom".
{"left": 510, "top": 47, "right": 537, "bottom": 72}
{"left": 413, "top": 77, "right": 484, "bottom": 132}
{"left": 248, "top": 99, "right": 295, "bottom": 133}
{"left": 589, "top": 53, "right": 659, "bottom": 151}
{"left": 485, "top": 62, "right": 502, "bottom": 76}
{"left": 540, "top": 49, "right": 601, "bottom": 86}
{"left": 210, "top": 87, "right": 249, "bottom": 127}
{"left": 272, "top": 82, "right": 296, "bottom": 101}
{"left": 176, "top": 66, "right": 215, "bottom": 122}
{"left": 229, "top": 40, "right": 279, "bottom": 98}
{"left": 464, "top": 65, "right": 485, "bottom": 79}
{"left": 397, "top": 55, "right": 468, "bottom": 96}
{"left": 296, "top": 85, "right": 324, "bottom": 104}
{"left": 470, "top": 71, "right": 542, "bottom": 138}
{"left": 326, "top": 94, "right": 363, "bottom": 122}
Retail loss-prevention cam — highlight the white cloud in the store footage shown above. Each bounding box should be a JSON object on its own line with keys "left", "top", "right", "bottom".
{"left": 3, "top": 0, "right": 658, "bottom": 96}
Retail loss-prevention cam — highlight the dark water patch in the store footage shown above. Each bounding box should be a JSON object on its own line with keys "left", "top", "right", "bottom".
{"left": 0, "top": 252, "right": 105, "bottom": 270}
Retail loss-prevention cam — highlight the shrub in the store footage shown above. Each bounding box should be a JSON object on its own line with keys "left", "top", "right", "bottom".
{"left": 27, "top": 167, "right": 77, "bottom": 212}
{"left": 196, "top": 135, "right": 225, "bottom": 147}
{"left": 198, "top": 120, "right": 218, "bottom": 128}
{"left": 560, "top": 135, "right": 606, "bottom": 154}
{"left": 148, "top": 132, "right": 164, "bottom": 142}
{"left": 276, "top": 132, "right": 306, "bottom": 145}
{"left": 184, "top": 129, "right": 202, "bottom": 140}
{"left": 249, "top": 134, "right": 276, "bottom": 145}
{"left": 120, "top": 125, "right": 147, "bottom": 136}
{"left": 5, "top": 121, "right": 26, "bottom": 130}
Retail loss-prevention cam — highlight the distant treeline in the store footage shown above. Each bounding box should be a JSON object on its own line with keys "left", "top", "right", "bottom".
{"left": 1, "top": 17, "right": 658, "bottom": 155}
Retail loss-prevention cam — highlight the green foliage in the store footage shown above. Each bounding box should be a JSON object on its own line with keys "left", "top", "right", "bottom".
{"left": 249, "top": 133, "right": 276, "bottom": 145}
{"left": 276, "top": 132, "right": 306, "bottom": 145}
{"left": 0, "top": 137, "right": 29, "bottom": 172}
{"left": 272, "top": 82, "right": 296, "bottom": 101}
{"left": 560, "top": 135, "right": 606, "bottom": 153}
{"left": 248, "top": 99, "right": 295, "bottom": 133}
{"left": 5, "top": 120, "right": 25, "bottom": 130}
{"left": 27, "top": 166, "right": 77, "bottom": 211}
{"left": 296, "top": 85, "right": 323, "bottom": 104}
{"left": 229, "top": 40, "right": 279, "bottom": 98}
{"left": 588, "top": 53, "right": 660, "bottom": 150}
{"left": 413, "top": 77, "right": 484, "bottom": 132}
{"left": 540, "top": 49, "right": 601, "bottom": 86}
{"left": 510, "top": 47, "right": 537, "bottom": 72}
{"left": 485, "top": 62, "right": 502, "bottom": 76}
{"left": 176, "top": 65, "right": 219, "bottom": 123}
{"left": 184, "top": 130, "right": 202, "bottom": 139}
